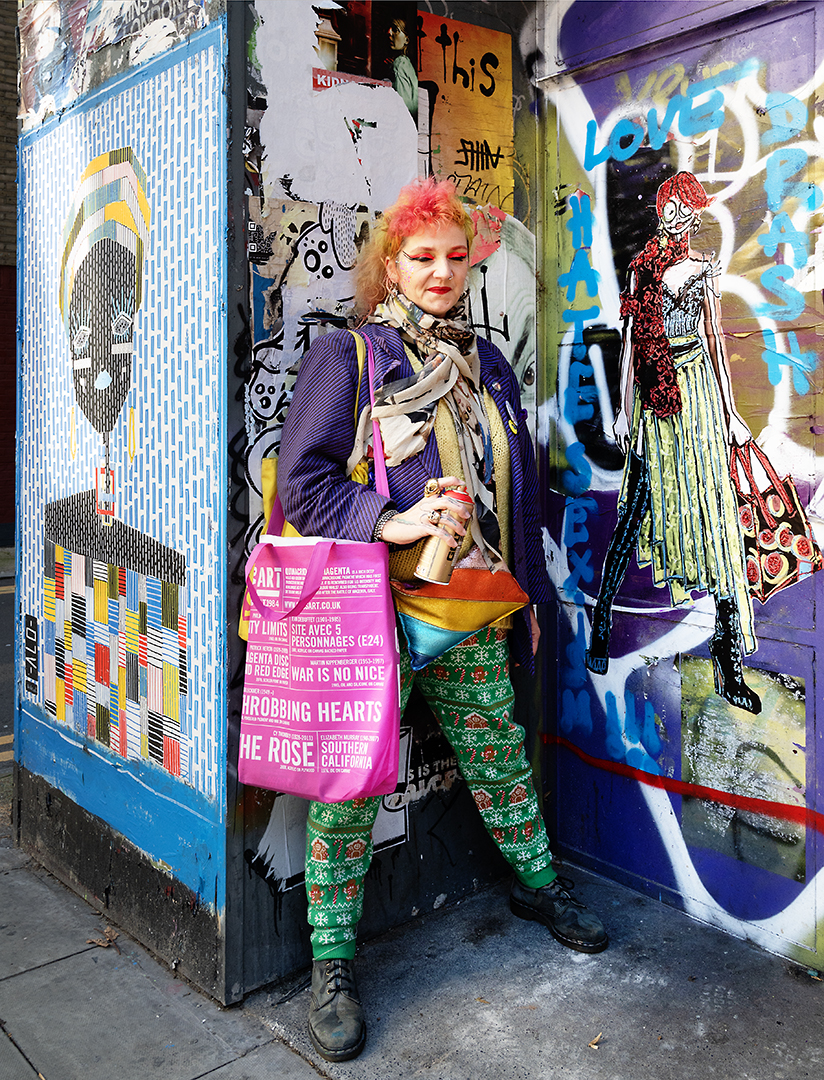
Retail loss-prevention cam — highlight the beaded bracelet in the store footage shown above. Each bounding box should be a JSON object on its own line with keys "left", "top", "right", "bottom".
{"left": 372, "top": 509, "right": 396, "bottom": 542}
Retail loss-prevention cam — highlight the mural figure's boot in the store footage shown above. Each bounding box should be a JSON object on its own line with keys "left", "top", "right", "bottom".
{"left": 308, "top": 958, "right": 366, "bottom": 1062}
{"left": 708, "top": 597, "right": 761, "bottom": 714}
{"left": 586, "top": 451, "right": 650, "bottom": 675}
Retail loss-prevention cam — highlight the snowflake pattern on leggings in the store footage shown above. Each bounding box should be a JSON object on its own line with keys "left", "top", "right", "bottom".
{"left": 305, "top": 626, "right": 553, "bottom": 958}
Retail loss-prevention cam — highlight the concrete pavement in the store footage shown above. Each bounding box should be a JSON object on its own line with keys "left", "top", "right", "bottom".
{"left": 1, "top": 791, "right": 823, "bottom": 1080}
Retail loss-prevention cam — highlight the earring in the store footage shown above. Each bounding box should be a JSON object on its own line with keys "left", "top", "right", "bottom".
{"left": 383, "top": 273, "right": 398, "bottom": 299}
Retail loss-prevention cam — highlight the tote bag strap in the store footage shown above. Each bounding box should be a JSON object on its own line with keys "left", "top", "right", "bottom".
{"left": 731, "top": 441, "right": 792, "bottom": 528}
{"left": 746, "top": 440, "right": 793, "bottom": 512}
{"left": 245, "top": 537, "right": 336, "bottom": 620}
{"left": 351, "top": 329, "right": 390, "bottom": 499}
{"left": 259, "top": 330, "right": 373, "bottom": 538}
{"left": 263, "top": 330, "right": 388, "bottom": 538}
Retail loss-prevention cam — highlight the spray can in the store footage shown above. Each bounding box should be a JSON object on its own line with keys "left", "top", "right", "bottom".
{"left": 414, "top": 487, "right": 474, "bottom": 584}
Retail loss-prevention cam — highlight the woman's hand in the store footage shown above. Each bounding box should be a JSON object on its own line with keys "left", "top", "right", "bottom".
{"left": 727, "top": 413, "right": 751, "bottom": 447}
{"left": 379, "top": 477, "right": 473, "bottom": 547}
{"left": 613, "top": 410, "right": 631, "bottom": 455}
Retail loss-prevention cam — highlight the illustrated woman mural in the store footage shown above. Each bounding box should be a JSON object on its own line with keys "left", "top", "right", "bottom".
{"left": 585, "top": 171, "right": 761, "bottom": 714}
{"left": 59, "top": 147, "right": 151, "bottom": 520}
{"left": 46, "top": 147, "right": 187, "bottom": 765}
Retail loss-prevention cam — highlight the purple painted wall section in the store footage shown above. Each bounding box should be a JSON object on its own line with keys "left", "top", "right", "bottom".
{"left": 542, "top": 0, "right": 824, "bottom": 966}
{"left": 556, "top": 0, "right": 764, "bottom": 74}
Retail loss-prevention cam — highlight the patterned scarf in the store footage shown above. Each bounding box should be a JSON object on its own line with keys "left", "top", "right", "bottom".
{"left": 348, "top": 291, "right": 504, "bottom": 571}
{"left": 620, "top": 232, "right": 689, "bottom": 418}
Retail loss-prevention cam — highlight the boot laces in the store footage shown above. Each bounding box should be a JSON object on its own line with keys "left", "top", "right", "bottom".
{"left": 548, "top": 876, "right": 585, "bottom": 910}
{"left": 324, "top": 959, "right": 356, "bottom": 995}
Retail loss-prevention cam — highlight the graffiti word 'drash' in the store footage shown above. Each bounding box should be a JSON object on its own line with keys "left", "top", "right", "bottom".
{"left": 756, "top": 91, "right": 820, "bottom": 394}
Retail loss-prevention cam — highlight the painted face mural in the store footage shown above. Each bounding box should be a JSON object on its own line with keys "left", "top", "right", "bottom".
{"left": 40, "top": 146, "right": 189, "bottom": 775}
{"left": 59, "top": 148, "right": 150, "bottom": 439}
{"left": 66, "top": 239, "right": 136, "bottom": 435}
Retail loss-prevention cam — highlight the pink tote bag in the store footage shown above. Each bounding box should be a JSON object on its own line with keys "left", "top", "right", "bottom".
{"left": 239, "top": 525, "right": 400, "bottom": 801}
{"left": 239, "top": 331, "right": 401, "bottom": 802}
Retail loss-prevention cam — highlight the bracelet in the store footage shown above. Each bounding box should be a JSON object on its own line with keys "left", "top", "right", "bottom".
{"left": 372, "top": 509, "right": 396, "bottom": 542}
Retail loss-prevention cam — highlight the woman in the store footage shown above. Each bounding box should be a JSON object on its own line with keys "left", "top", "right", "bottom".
{"left": 585, "top": 172, "right": 759, "bottom": 714}
{"left": 279, "top": 179, "right": 608, "bottom": 1062}
{"left": 387, "top": 17, "right": 418, "bottom": 121}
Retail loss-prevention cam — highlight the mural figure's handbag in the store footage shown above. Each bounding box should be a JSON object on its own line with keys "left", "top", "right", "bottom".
{"left": 239, "top": 333, "right": 400, "bottom": 802}
{"left": 730, "top": 440, "right": 823, "bottom": 603}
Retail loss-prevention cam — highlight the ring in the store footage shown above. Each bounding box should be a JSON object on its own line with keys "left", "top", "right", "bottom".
{"left": 428, "top": 510, "right": 441, "bottom": 524}
{"left": 423, "top": 479, "right": 440, "bottom": 497}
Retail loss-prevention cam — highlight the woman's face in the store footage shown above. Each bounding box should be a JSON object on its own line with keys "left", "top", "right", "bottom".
{"left": 388, "top": 21, "right": 408, "bottom": 54}
{"left": 386, "top": 222, "right": 470, "bottom": 317}
{"left": 659, "top": 195, "right": 698, "bottom": 237}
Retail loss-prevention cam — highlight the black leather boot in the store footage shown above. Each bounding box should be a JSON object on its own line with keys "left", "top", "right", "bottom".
{"left": 308, "top": 958, "right": 366, "bottom": 1062}
{"left": 510, "top": 876, "right": 608, "bottom": 953}
{"left": 709, "top": 597, "right": 761, "bottom": 714}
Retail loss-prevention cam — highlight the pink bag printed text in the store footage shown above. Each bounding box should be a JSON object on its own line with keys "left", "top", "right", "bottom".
{"left": 239, "top": 535, "right": 401, "bottom": 803}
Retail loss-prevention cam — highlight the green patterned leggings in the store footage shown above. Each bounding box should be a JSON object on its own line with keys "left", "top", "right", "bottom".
{"left": 305, "top": 625, "right": 556, "bottom": 960}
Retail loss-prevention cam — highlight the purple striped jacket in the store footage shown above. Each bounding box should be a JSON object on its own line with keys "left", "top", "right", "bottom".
{"left": 278, "top": 324, "right": 550, "bottom": 670}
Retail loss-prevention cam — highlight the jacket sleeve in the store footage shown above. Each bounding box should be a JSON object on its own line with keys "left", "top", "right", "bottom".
{"left": 490, "top": 347, "right": 551, "bottom": 605}
{"left": 278, "top": 329, "right": 394, "bottom": 542}
{"left": 517, "top": 399, "right": 552, "bottom": 604}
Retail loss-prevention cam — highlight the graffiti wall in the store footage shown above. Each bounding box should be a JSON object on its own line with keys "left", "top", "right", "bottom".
{"left": 541, "top": 0, "right": 824, "bottom": 966}
{"left": 17, "top": 18, "right": 228, "bottom": 911}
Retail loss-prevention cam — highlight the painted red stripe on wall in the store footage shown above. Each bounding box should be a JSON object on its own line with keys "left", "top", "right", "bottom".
{"left": 546, "top": 734, "right": 823, "bottom": 834}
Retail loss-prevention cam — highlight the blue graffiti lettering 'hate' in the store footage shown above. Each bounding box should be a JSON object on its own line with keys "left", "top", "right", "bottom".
{"left": 761, "top": 328, "right": 817, "bottom": 394}
{"left": 762, "top": 91, "right": 808, "bottom": 147}
{"left": 567, "top": 193, "right": 593, "bottom": 248}
{"left": 561, "top": 304, "right": 599, "bottom": 494}
{"left": 755, "top": 265, "right": 805, "bottom": 321}
{"left": 562, "top": 306, "right": 600, "bottom": 352}
{"left": 564, "top": 361, "right": 599, "bottom": 423}
{"left": 558, "top": 248, "right": 600, "bottom": 302}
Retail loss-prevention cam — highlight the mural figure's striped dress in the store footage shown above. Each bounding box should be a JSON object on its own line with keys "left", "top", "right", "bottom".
{"left": 622, "top": 260, "right": 756, "bottom": 653}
